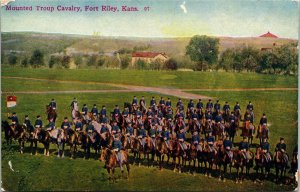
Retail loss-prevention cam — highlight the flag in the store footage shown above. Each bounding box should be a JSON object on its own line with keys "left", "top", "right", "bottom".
{"left": 7, "top": 95, "right": 17, "bottom": 108}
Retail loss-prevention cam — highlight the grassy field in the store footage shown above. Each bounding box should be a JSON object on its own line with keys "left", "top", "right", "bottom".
{"left": 2, "top": 66, "right": 297, "bottom": 89}
{"left": 1, "top": 78, "right": 123, "bottom": 92}
{"left": 1, "top": 68, "right": 298, "bottom": 191}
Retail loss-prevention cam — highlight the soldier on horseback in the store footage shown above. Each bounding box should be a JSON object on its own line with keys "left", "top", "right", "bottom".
{"left": 112, "top": 135, "right": 123, "bottom": 170}
{"left": 206, "top": 132, "right": 217, "bottom": 154}
{"left": 81, "top": 104, "right": 88, "bottom": 122}
{"left": 150, "top": 97, "right": 156, "bottom": 107}
{"left": 187, "top": 99, "right": 194, "bottom": 114}
{"left": 239, "top": 137, "right": 251, "bottom": 162}
{"left": 223, "top": 134, "right": 233, "bottom": 161}
{"left": 213, "top": 100, "right": 221, "bottom": 116}
{"left": 196, "top": 99, "right": 203, "bottom": 111}
{"left": 70, "top": 97, "right": 78, "bottom": 111}
{"left": 246, "top": 101, "right": 254, "bottom": 111}
{"left": 275, "top": 137, "right": 288, "bottom": 162}
{"left": 162, "top": 126, "right": 171, "bottom": 149}
{"left": 177, "top": 126, "right": 188, "bottom": 156}
{"left": 261, "top": 138, "right": 271, "bottom": 162}
{"left": 125, "top": 122, "right": 134, "bottom": 146}
{"left": 192, "top": 131, "right": 201, "bottom": 151}
{"left": 61, "top": 117, "right": 71, "bottom": 140}
{"left": 166, "top": 98, "right": 172, "bottom": 108}
{"left": 137, "top": 125, "right": 147, "bottom": 150}
{"left": 45, "top": 118, "right": 55, "bottom": 131}
{"left": 132, "top": 96, "right": 138, "bottom": 106}
{"left": 35, "top": 115, "right": 43, "bottom": 129}
{"left": 8, "top": 112, "right": 19, "bottom": 125}
{"left": 149, "top": 123, "right": 157, "bottom": 148}
{"left": 74, "top": 118, "right": 83, "bottom": 132}
{"left": 49, "top": 99, "right": 57, "bottom": 111}
{"left": 223, "top": 102, "right": 230, "bottom": 114}
{"left": 206, "top": 99, "right": 213, "bottom": 112}
{"left": 111, "top": 121, "right": 121, "bottom": 136}
{"left": 24, "top": 115, "right": 34, "bottom": 133}
{"left": 91, "top": 104, "right": 98, "bottom": 118}
{"left": 159, "top": 97, "right": 165, "bottom": 106}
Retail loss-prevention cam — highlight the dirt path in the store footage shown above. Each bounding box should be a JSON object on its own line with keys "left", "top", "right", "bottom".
{"left": 2, "top": 76, "right": 297, "bottom": 100}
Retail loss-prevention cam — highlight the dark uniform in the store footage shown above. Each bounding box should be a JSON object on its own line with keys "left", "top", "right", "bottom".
{"left": 24, "top": 116, "right": 34, "bottom": 132}
{"left": 49, "top": 99, "right": 57, "bottom": 109}
{"left": 159, "top": 97, "right": 165, "bottom": 105}
{"left": 9, "top": 113, "right": 19, "bottom": 125}
{"left": 132, "top": 96, "right": 138, "bottom": 105}
{"left": 166, "top": 98, "right": 172, "bottom": 107}
{"left": 196, "top": 99, "right": 203, "bottom": 110}
{"left": 214, "top": 101, "right": 221, "bottom": 112}
{"left": 150, "top": 97, "right": 156, "bottom": 106}
{"left": 34, "top": 117, "right": 43, "bottom": 128}
{"left": 91, "top": 105, "right": 98, "bottom": 116}
{"left": 247, "top": 102, "right": 254, "bottom": 111}
{"left": 75, "top": 121, "right": 83, "bottom": 131}
{"left": 82, "top": 105, "right": 88, "bottom": 115}
{"left": 223, "top": 103, "right": 230, "bottom": 112}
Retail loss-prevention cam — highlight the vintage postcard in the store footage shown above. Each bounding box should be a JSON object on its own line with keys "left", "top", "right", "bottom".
{"left": 1, "top": 0, "right": 298, "bottom": 191}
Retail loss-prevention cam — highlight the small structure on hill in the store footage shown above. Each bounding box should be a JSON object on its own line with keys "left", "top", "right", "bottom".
{"left": 259, "top": 31, "right": 278, "bottom": 38}
{"left": 131, "top": 52, "right": 168, "bottom": 66}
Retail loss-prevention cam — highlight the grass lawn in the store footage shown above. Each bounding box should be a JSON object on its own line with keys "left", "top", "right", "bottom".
{"left": 2, "top": 66, "right": 297, "bottom": 89}
{"left": 1, "top": 91, "right": 297, "bottom": 191}
{"left": 1, "top": 78, "right": 123, "bottom": 92}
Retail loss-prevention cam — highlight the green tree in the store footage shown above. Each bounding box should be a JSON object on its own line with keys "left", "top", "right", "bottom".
{"left": 218, "top": 49, "right": 235, "bottom": 71}
{"left": 120, "top": 55, "right": 130, "bottom": 69}
{"left": 240, "top": 47, "right": 259, "bottom": 72}
{"left": 8, "top": 53, "right": 17, "bottom": 66}
{"left": 87, "top": 55, "right": 97, "bottom": 67}
{"left": 186, "top": 35, "right": 219, "bottom": 71}
{"left": 97, "top": 57, "right": 105, "bottom": 68}
{"left": 136, "top": 59, "right": 147, "bottom": 70}
{"left": 74, "top": 56, "right": 83, "bottom": 69}
{"left": 164, "top": 58, "right": 178, "bottom": 70}
{"left": 30, "top": 49, "right": 44, "bottom": 68}
{"left": 61, "top": 55, "right": 71, "bottom": 69}
{"left": 48, "top": 56, "right": 57, "bottom": 68}
{"left": 21, "top": 57, "right": 29, "bottom": 67}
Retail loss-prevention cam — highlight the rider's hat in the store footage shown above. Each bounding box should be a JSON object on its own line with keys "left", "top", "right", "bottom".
{"left": 64, "top": 117, "right": 68, "bottom": 120}
{"left": 243, "top": 136, "right": 247, "bottom": 140}
{"left": 280, "top": 137, "right": 284, "bottom": 141}
{"left": 37, "top": 115, "right": 41, "bottom": 118}
{"left": 25, "top": 115, "right": 28, "bottom": 118}
{"left": 12, "top": 112, "right": 16, "bottom": 115}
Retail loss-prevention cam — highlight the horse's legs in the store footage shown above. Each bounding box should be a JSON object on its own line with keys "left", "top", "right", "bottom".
{"left": 178, "top": 156, "right": 182, "bottom": 173}
{"left": 126, "top": 163, "right": 130, "bottom": 179}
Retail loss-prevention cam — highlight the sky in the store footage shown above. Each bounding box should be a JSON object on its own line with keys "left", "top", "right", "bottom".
{"left": 1, "top": 0, "right": 299, "bottom": 39}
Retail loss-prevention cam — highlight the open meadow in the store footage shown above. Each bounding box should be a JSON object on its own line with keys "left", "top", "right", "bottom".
{"left": 1, "top": 68, "right": 298, "bottom": 191}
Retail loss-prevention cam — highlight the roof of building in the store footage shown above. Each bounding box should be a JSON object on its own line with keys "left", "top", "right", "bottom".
{"left": 132, "top": 52, "right": 167, "bottom": 58}
{"left": 259, "top": 31, "right": 278, "bottom": 38}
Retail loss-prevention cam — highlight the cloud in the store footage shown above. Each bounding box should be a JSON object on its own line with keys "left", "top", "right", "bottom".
{"left": 180, "top": 1, "right": 187, "bottom": 14}
{"left": 1, "top": 0, "right": 15, "bottom": 7}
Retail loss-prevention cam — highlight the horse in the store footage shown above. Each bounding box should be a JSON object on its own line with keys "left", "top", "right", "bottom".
{"left": 100, "top": 148, "right": 130, "bottom": 182}
{"left": 33, "top": 128, "right": 52, "bottom": 156}
{"left": 144, "top": 136, "right": 156, "bottom": 167}
{"left": 254, "top": 147, "right": 273, "bottom": 183}
{"left": 2, "top": 121, "right": 28, "bottom": 153}
{"left": 170, "top": 140, "right": 188, "bottom": 173}
{"left": 216, "top": 143, "right": 233, "bottom": 182}
{"left": 274, "top": 150, "right": 289, "bottom": 183}
{"left": 188, "top": 118, "right": 201, "bottom": 134}
{"left": 46, "top": 105, "right": 57, "bottom": 123}
{"left": 234, "top": 109, "right": 242, "bottom": 128}
{"left": 203, "top": 120, "right": 213, "bottom": 139}
{"left": 212, "top": 122, "right": 226, "bottom": 141}
{"left": 225, "top": 122, "right": 237, "bottom": 143}
{"left": 202, "top": 141, "right": 217, "bottom": 177}
{"left": 256, "top": 124, "right": 268, "bottom": 145}
{"left": 132, "top": 137, "right": 145, "bottom": 166}
{"left": 120, "top": 133, "right": 134, "bottom": 151}
{"left": 61, "top": 128, "right": 78, "bottom": 159}
{"left": 188, "top": 142, "right": 199, "bottom": 175}
{"left": 222, "top": 110, "right": 230, "bottom": 123}
{"left": 241, "top": 121, "right": 255, "bottom": 145}
{"left": 289, "top": 148, "right": 298, "bottom": 185}
{"left": 232, "top": 149, "right": 254, "bottom": 183}
{"left": 155, "top": 137, "right": 170, "bottom": 170}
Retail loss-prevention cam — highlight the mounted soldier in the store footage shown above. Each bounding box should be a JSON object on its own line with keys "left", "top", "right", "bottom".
{"left": 177, "top": 126, "right": 188, "bottom": 156}
{"left": 74, "top": 118, "right": 83, "bottom": 132}
{"left": 70, "top": 97, "right": 78, "bottom": 111}
{"left": 274, "top": 137, "right": 288, "bottom": 162}
{"left": 125, "top": 122, "right": 134, "bottom": 147}
{"left": 132, "top": 96, "right": 138, "bottom": 106}
{"left": 213, "top": 100, "right": 221, "bottom": 119}
{"left": 261, "top": 138, "right": 271, "bottom": 162}
{"left": 81, "top": 104, "right": 89, "bottom": 123}
{"left": 111, "top": 121, "right": 121, "bottom": 137}
{"left": 191, "top": 131, "right": 201, "bottom": 151}
{"left": 49, "top": 99, "right": 57, "bottom": 111}
{"left": 206, "top": 132, "right": 217, "bottom": 154}
{"left": 166, "top": 98, "right": 172, "bottom": 108}
{"left": 139, "top": 96, "right": 147, "bottom": 113}
{"left": 137, "top": 125, "right": 147, "bottom": 150}
{"left": 150, "top": 96, "right": 156, "bottom": 107}
{"left": 239, "top": 137, "right": 251, "bottom": 162}
{"left": 23, "top": 115, "right": 34, "bottom": 133}
{"left": 91, "top": 104, "right": 98, "bottom": 119}
{"left": 61, "top": 117, "right": 71, "bottom": 140}
{"left": 112, "top": 134, "right": 124, "bottom": 170}
{"left": 8, "top": 112, "right": 19, "bottom": 125}
{"left": 162, "top": 126, "right": 171, "bottom": 149}
{"left": 223, "top": 134, "right": 233, "bottom": 162}
{"left": 246, "top": 101, "right": 254, "bottom": 112}
{"left": 206, "top": 99, "right": 213, "bottom": 112}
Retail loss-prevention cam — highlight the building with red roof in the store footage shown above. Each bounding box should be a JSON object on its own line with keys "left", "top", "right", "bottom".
{"left": 259, "top": 31, "right": 278, "bottom": 38}
{"left": 131, "top": 52, "right": 168, "bottom": 66}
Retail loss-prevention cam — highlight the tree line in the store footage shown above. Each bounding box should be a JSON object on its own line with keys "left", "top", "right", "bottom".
{"left": 2, "top": 35, "right": 298, "bottom": 75}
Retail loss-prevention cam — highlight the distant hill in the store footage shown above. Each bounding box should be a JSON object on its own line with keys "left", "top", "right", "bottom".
{"left": 1, "top": 32, "right": 297, "bottom": 58}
